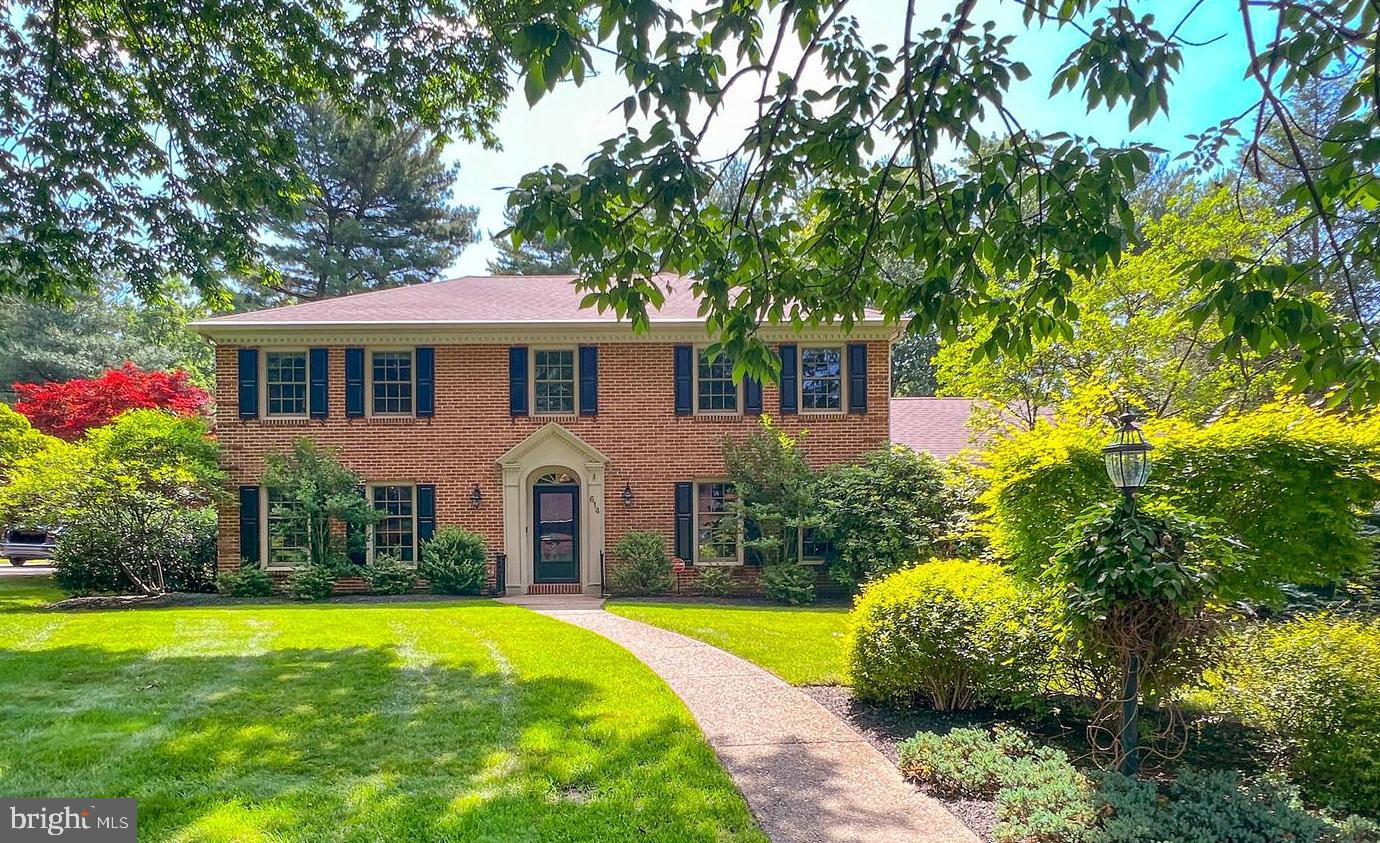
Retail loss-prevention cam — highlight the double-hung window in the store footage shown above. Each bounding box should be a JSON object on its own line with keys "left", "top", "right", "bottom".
{"left": 533, "top": 349, "right": 576, "bottom": 415}
{"left": 371, "top": 351, "right": 414, "bottom": 415}
{"left": 264, "top": 351, "right": 308, "bottom": 417}
{"left": 265, "top": 488, "right": 309, "bottom": 568}
{"left": 800, "top": 347, "right": 844, "bottom": 412}
{"left": 799, "top": 526, "right": 830, "bottom": 564}
{"left": 695, "top": 481, "right": 740, "bottom": 564}
{"left": 696, "top": 350, "right": 738, "bottom": 413}
{"left": 372, "top": 485, "right": 416, "bottom": 563}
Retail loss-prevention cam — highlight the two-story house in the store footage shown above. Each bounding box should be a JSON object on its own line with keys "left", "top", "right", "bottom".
{"left": 192, "top": 274, "right": 894, "bottom": 595}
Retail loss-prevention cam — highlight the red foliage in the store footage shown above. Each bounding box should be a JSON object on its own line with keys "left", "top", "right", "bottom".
{"left": 14, "top": 363, "right": 211, "bottom": 440}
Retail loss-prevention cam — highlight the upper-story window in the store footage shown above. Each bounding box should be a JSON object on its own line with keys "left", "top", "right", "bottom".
{"left": 533, "top": 349, "right": 576, "bottom": 415}
{"left": 264, "top": 351, "right": 308, "bottom": 417}
{"left": 800, "top": 347, "right": 844, "bottom": 412}
{"left": 372, "top": 484, "right": 416, "bottom": 562}
{"left": 696, "top": 350, "right": 738, "bottom": 413}
{"left": 371, "top": 351, "right": 414, "bottom": 416}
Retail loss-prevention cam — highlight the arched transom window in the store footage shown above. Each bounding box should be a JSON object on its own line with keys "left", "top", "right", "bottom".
{"left": 535, "top": 470, "right": 577, "bottom": 485}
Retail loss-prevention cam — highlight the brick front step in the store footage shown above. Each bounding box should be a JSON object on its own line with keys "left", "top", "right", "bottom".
{"left": 527, "top": 583, "right": 585, "bottom": 595}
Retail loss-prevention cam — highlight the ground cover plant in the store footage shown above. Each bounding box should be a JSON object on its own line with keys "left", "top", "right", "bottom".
{"left": 0, "top": 578, "right": 766, "bottom": 842}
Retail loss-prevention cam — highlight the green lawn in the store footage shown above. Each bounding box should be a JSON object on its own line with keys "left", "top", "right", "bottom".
{"left": 607, "top": 601, "right": 852, "bottom": 685}
{"left": 0, "top": 579, "right": 765, "bottom": 842}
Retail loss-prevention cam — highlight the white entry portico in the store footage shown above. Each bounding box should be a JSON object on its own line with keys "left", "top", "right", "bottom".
{"left": 496, "top": 423, "right": 609, "bottom": 595}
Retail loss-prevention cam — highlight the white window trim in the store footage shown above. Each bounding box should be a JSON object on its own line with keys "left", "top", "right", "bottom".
{"left": 798, "top": 344, "right": 847, "bottom": 415}
{"left": 367, "top": 482, "right": 419, "bottom": 566}
{"left": 693, "top": 478, "right": 744, "bottom": 567}
{"left": 692, "top": 346, "right": 742, "bottom": 416}
{"left": 261, "top": 486, "right": 309, "bottom": 571}
{"left": 366, "top": 347, "right": 417, "bottom": 419}
{"left": 529, "top": 345, "right": 579, "bottom": 418}
{"left": 260, "top": 348, "right": 310, "bottom": 420}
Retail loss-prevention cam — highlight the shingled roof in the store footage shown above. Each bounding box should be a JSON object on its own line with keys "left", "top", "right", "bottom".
{"left": 193, "top": 274, "right": 886, "bottom": 328}
{"left": 888, "top": 397, "right": 981, "bottom": 459}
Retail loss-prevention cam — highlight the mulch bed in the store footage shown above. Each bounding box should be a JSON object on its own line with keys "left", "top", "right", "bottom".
{"left": 46, "top": 592, "right": 479, "bottom": 611}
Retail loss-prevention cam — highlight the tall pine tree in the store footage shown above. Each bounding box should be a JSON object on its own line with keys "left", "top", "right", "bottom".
{"left": 256, "top": 101, "right": 478, "bottom": 302}
{"left": 487, "top": 206, "right": 575, "bottom": 275}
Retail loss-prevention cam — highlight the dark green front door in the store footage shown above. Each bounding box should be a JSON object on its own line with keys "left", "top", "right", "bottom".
{"left": 533, "top": 484, "right": 579, "bottom": 583}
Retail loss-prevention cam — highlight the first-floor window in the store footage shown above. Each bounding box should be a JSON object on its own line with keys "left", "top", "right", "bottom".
{"left": 265, "top": 351, "right": 308, "bottom": 416}
{"left": 800, "top": 526, "right": 830, "bottom": 564}
{"left": 266, "top": 488, "right": 309, "bottom": 567}
{"left": 695, "top": 481, "right": 739, "bottom": 564}
{"left": 372, "top": 485, "right": 416, "bottom": 562}
{"left": 696, "top": 349, "right": 738, "bottom": 412}
{"left": 800, "top": 347, "right": 843, "bottom": 411}
{"left": 533, "top": 349, "right": 576, "bottom": 414}
{"left": 371, "top": 351, "right": 414, "bottom": 415}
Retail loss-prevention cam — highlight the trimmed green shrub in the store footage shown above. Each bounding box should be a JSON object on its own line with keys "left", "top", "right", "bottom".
{"left": 1205, "top": 614, "right": 1380, "bottom": 815}
{"left": 216, "top": 565, "right": 274, "bottom": 598}
{"left": 898, "top": 727, "right": 1095, "bottom": 842}
{"left": 847, "top": 559, "right": 1054, "bottom": 709}
{"left": 418, "top": 527, "right": 488, "bottom": 595}
{"left": 695, "top": 566, "right": 736, "bottom": 597}
{"left": 285, "top": 564, "right": 335, "bottom": 601}
{"left": 364, "top": 555, "right": 416, "bottom": 595}
{"left": 981, "top": 402, "right": 1380, "bottom": 601}
{"left": 609, "top": 531, "right": 672, "bottom": 595}
{"left": 761, "top": 563, "right": 816, "bottom": 605}
{"left": 814, "top": 445, "right": 954, "bottom": 590}
{"left": 1091, "top": 769, "right": 1341, "bottom": 843}
{"left": 53, "top": 505, "right": 218, "bottom": 596}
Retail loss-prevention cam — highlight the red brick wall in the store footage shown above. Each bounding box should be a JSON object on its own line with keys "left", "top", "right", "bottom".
{"left": 214, "top": 340, "right": 890, "bottom": 593}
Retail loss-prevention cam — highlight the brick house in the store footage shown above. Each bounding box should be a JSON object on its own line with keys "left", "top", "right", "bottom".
{"left": 192, "top": 275, "right": 895, "bottom": 595}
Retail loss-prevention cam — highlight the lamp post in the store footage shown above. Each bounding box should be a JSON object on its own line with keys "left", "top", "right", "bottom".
{"left": 1103, "top": 409, "right": 1153, "bottom": 776}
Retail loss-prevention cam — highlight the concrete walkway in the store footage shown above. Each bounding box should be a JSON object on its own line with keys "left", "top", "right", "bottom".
{"left": 527, "top": 600, "right": 978, "bottom": 843}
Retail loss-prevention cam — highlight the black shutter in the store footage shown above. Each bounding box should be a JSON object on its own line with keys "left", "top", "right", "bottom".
{"left": 309, "top": 348, "right": 329, "bottom": 419}
{"left": 237, "top": 348, "right": 259, "bottom": 420}
{"left": 345, "top": 348, "right": 365, "bottom": 418}
{"left": 674, "top": 481, "right": 694, "bottom": 563}
{"left": 847, "top": 343, "right": 868, "bottom": 414}
{"left": 416, "top": 346, "right": 435, "bottom": 418}
{"left": 417, "top": 483, "right": 436, "bottom": 543}
{"left": 347, "top": 484, "right": 367, "bottom": 564}
{"left": 674, "top": 345, "right": 693, "bottom": 416}
{"left": 509, "top": 346, "right": 529, "bottom": 416}
{"left": 578, "top": 345, "right": 598, "bottom": 416}
{"left": 778, "top": 344, "right": 798, "bottom": 414}
{"left": 743, "top": 375, "right": 762, "bottom": 415}
{"left": 238, "top": 485, "right": 261, "bottom": 564}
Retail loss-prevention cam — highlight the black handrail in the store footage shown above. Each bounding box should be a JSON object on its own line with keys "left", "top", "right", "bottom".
{"left": 493, "top": 552, "right": 507, "bottom": 596}
{"left": 599, "top": 549, "right": 606, "bottom": 598}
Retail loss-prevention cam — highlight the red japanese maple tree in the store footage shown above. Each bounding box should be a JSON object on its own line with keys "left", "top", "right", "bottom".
{"left": 14, "top": 363, "right": 211, "bottom": 440}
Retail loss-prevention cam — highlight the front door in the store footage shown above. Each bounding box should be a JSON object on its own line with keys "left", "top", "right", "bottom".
{"left": 533, "top": 484, "right": 579, "bottom": 583}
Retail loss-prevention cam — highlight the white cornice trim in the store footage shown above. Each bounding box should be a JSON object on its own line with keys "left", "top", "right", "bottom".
{"left": 191, "top": 321, "right": 899, "bottom": 346}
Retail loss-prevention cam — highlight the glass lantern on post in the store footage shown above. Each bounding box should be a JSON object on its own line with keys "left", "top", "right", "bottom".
{"left": 1103, "top": 408, "right": 1154, "bottom": 776}
{"left": 1103, "top": 411, "right": 1153, "bottom": 505}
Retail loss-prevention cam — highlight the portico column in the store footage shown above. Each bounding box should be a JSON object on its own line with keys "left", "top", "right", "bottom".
{"left": 583, "top": 461, "right": 606, "bottom": 594}
{"left": 501, "top": 464, "right": 525, "bottom": 595}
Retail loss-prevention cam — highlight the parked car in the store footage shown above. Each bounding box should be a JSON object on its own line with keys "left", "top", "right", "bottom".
{"left": 1, "top": 527, "right": 58, "bottom": 565}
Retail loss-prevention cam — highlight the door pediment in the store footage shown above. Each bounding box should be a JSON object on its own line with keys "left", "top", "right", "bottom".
{"left": 497, "top": 422, "right": 610, "bottom": 469}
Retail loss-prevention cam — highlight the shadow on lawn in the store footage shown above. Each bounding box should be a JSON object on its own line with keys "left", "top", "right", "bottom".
{"left": 0, "top": 641, "right": 758, "bottom": 842}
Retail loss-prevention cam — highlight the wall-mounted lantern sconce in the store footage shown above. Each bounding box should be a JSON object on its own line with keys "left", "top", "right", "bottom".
{"left": 621, "top": 483, "right": 635, "bottom": 507}
{"left": 470, "top": 484, "right": 483, "bottom": 509}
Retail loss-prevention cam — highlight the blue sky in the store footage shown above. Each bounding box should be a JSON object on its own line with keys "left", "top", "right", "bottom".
{"left": 447, "top": 0, "right": 1265, "bottom": 274}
